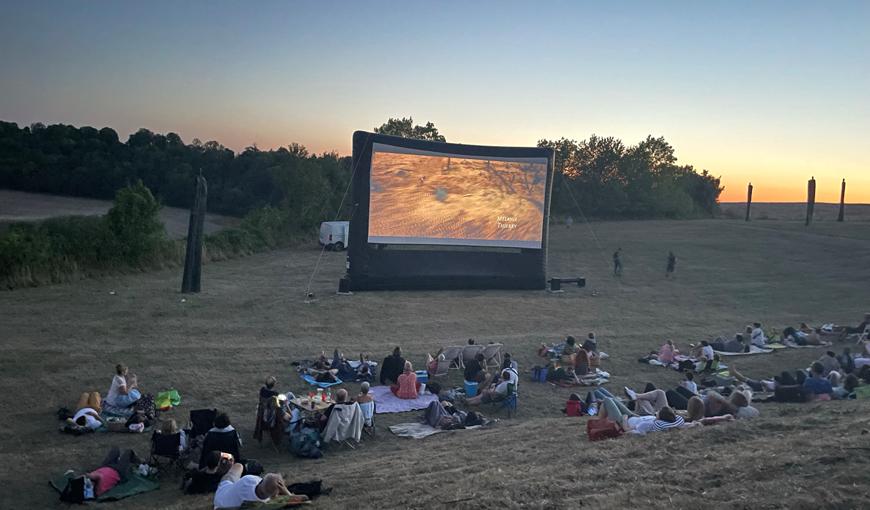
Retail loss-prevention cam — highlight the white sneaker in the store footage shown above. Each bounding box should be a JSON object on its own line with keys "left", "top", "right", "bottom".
{"left": 624, "top": 387, "right": 637, "bottom": 400}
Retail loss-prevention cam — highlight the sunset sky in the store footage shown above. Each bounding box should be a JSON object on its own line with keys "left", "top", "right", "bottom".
{"left": 1, "top": 1, "right": 868, "bottom": 202}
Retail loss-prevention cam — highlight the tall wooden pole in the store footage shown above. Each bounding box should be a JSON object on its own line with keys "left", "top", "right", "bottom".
{"left": 745, "top": 182, "right": 753, "bottom": 222}
{"left": 837, "top": 178, "right": 846, "bottom": 222}
{"left": 805, "top": 176, "right": 816, "bottom": 227}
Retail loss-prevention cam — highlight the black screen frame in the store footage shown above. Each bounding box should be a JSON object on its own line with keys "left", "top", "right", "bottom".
{"left": 346, "top": 131, "right": 554, "bottom": 291}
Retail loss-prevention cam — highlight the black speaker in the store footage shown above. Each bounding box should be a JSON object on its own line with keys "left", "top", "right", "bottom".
{"left": 338, "top": 277, "right": 351, "bottom": 294}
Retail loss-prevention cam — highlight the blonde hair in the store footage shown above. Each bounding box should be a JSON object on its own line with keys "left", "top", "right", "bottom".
{"left": 161, "top": 419, "right": 178, "bottom": 434}
{"left": 404, "top": 361, "right": 413, "bottom": 372}
{"left": 730, "top": 390, "right": 749, "bottom": 408}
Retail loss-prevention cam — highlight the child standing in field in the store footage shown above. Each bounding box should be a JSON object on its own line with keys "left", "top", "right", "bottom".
{"left": 666, "top": 251, "right": 676, "bottom": 277}
{"left": 613, "top": 248, "right": 622, "bottom": 276}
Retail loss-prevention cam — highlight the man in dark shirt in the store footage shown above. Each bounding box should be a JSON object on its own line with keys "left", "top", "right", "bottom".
{"left": 184, "top": 451, "right": 231, "bottom": 494}
{"left": 463, "top": 353, "right": 490, "bottom": 387}
{"left": 380, "top": 347, "right": 405, "bottom": 385}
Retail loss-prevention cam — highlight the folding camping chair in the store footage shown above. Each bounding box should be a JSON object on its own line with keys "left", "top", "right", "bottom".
{"left": 149, "top": 431, "right": 183, "bottom": 469}
{"left": 461, "top": 345, "right": 484, "bottom": 368}
{"left": 430, "top": 346, "right": 463, "bottom": 377}
{"left": 188, "top": 408, "right": 217, "bottom": 440}
{"left": 358, "top": 400, "right": 376, "bottom": 438}
{"left": 481, "top": 343, "right": 503, "bottom": 371}
{"left": 487, "top": 383, "right": 517, "bottom": 418}
{"left": 322, "top": 402, "right": 363, "bottom": 449}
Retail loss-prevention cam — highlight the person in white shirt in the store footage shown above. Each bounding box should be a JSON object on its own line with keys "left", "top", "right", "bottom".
{"left": 105, "top": 363, "right": 141, "bottom": 408}
{"left": 69, "top": 407, "right": 104, "bottom": 430}
{"left": 750, "top": 322, "right": 767, "bottom": 347}
{"left": 213, "top": 463, "right": 291, "bottom": 509}
{"left": 465, "top": 370, "right": 514, "bottom": 405}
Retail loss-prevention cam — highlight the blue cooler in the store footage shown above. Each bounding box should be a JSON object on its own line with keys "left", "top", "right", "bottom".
{"left": 464, "top": 380, "right": 478, "bottom": 397}
{"left": 415, "top": 370, "right": 429, "bottom": 383}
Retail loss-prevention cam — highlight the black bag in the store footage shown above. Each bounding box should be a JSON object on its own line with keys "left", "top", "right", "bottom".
{"left": 60, "top": 476, "right": 85, "bottom": 503}
{"left": 287, "top": 479, "right": 331, "bottom": 499}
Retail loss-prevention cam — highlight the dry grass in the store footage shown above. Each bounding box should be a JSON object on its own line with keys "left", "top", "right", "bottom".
{"left": 1, "top": 217, "right": 869, "bottom": 509}
{"left": 0, "top": 189, "right": 239, "bottom": 239}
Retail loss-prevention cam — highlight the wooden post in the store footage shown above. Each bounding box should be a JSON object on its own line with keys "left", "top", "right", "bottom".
{"left": 805, "top": 176, "right": 816, "bottom": 226}
{"left": 745, "top": 182, "right": 753, "bottom": 222}
{"left": 182, "top": 173, "right": 208, "bottom": 293}
{"left": 837, "top": 178, "right": 846, "bottom": 222}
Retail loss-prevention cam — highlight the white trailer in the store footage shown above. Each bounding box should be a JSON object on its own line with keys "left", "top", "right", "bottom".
{"left": 319, "top": 221, "right": 349, "bottom": 251}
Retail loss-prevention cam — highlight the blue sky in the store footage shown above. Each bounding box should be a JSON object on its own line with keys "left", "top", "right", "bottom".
{"left": 1, "top": 1, "right": 868, "bottom": 201}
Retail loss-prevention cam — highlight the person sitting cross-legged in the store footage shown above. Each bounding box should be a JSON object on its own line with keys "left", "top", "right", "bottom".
{"left": 390, "top": 361, "right": 420, "bottom": 399}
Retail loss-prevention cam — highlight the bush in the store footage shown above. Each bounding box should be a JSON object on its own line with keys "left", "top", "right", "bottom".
{"left": 106, "top": 181, "right": 167, "bottom": 263}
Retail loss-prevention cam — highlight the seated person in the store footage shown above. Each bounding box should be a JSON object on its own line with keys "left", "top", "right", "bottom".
{"left": 838, "top": 348, "right": 856, "bottom": 374}
{"left": 833, "top": 374, "right": 860, "bottom": 400}
{"left": 158, "top": 419, "right": 188, "bottom": 452}
{"left": 751, "top": 322, "right": 767, "bottom": 347}
{"left": 573, "top": 347, "right": 590, "bottom": 377}
{"left": 697, "top": 341, "right": 715, "bottom": 371}
{"left": 184, "top": 450, "right": 233, "bottom": 494}
{"left": 88, "top": 447, "right": 141, "bottom": 497}
{"left": 680, "top": 372, "right": 698, "bottom": 394}
{"left": 214, "top": 464, "right": 296, "bottom": 509}
{"left": 502, "top": 353, "right": 518, "bottom": 371}
{"left": 561, "top": 336, "right": 578, "bottom": 357}
{"left": 844, "top": 312, "right": 870, "bottom": 335}
{"left": 260, "top": 376, "right": 279, "bottom": 399}
{"left": 356, "top": 382, "right": 373, "bottom": 404}
{"left": 657, "top": 340, "right": 677, "bottom": 364}
{"left": 463, "top": 353, "right": 490, "bottom": 387}
{"left": 726, "top": 334, "right": 747, "bottom": 353}
{"left": 803, "top": 361, "right": 834, "bottom": 400}
{"left": 380, "top": 347, "right": 405, "bottom": 385}
{"left": 465, "top": 370, "right": 513, "bottom": 405}
{"left": 319, "top": 389, "right": 349, "bottom": 430}
{"left": 200, "top": 412, "right": 242, "bottom": 468}
{"left": 390, "top": 361, "right": 420, "bottom": 399}
{"left": 817, "top": 351, "right": 841, "bottom": 376}
{"left": 105, "top": 363, "right": 141, "bottom": 409}
{"left": 582, "top": 332, "right": 598, "bottom": 353}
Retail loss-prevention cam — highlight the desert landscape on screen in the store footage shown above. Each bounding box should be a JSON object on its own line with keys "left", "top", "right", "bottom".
{"left": 368, "top": 147, "right": 547, "bottom": 248}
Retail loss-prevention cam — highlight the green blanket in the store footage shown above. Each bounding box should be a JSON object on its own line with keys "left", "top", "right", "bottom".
{"left": 50, "top": 472, "right": 159, "bottom": 502}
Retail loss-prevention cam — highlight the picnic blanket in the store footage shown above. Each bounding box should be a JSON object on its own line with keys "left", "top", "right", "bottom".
{"left": 549, "top": 368, "right": 611, "bottom": 387}
{"left": 300, "top": 374, "right": 343, "bottom": 388}
{"left": 644, "top": 355, "right": 729, "bottom": 373}
{"left": 715, "top": 346, "right": 774, "bottom": 356}
{"left": 389, "top": 422, "right": 486, "bottom": 439}
{"left": 369, "top": 385, "right": 438, "bottom": 414}
{"left": 50, "top": 472, "right": 159, "bottom": 502}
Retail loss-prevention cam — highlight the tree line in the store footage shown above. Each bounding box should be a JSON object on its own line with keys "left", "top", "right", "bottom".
{"left": 0, "top": 118, "right": 721, "bottom": 223}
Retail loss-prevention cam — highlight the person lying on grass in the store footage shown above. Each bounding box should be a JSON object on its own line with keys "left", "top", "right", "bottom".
{"left": 213, "top": 463, "right": 301, "bottom": 509}
{"left": 465, "top": 369, "right": 513, "bottom": 405}
{"left": 598, "top": 398, "right": 692, "bottom": 435}
{"left": 703, "top": 389, "right": 759, "bottom": 419}
{"left": 685, "top": 397, "right": 734, "bottom": 425}
{"left": 88, "top": 447, "right": 142, "bottom": 497}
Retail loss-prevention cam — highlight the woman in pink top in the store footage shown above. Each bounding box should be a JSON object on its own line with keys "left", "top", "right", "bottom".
{"left": 391, "top": 361, "right": 419, "bottom": 399}
{"left": 658, "top": 340, "right": 678, "bottom": 364}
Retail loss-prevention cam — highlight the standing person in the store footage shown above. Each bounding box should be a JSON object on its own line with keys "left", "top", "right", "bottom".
{"left": 613, "top": 248, "right": 623, "bottom": 277}
{"left": 666, "top": 251, "right": 676, "bottom": 278}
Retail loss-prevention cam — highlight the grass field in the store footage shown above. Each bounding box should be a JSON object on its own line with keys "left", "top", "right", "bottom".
{"left": 1, "top": 217, "right": 870, "bottom": 509}
{"left": 0, "top": 189, "right": 239, "bottom": 239}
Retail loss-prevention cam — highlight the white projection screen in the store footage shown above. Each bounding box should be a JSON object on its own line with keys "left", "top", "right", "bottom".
{"left": 367, "top": 143, "right": 548, "bottom": 249}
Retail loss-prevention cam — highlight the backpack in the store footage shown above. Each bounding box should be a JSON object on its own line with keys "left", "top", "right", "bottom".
{"left": 565, "top": 399, "right": 584, "bottom": 417}
{"left": 289, "top": 426, "right": 322, "bottom": 459}
{"left": 586, "top": 418, "right": 623, "bottom": 441}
